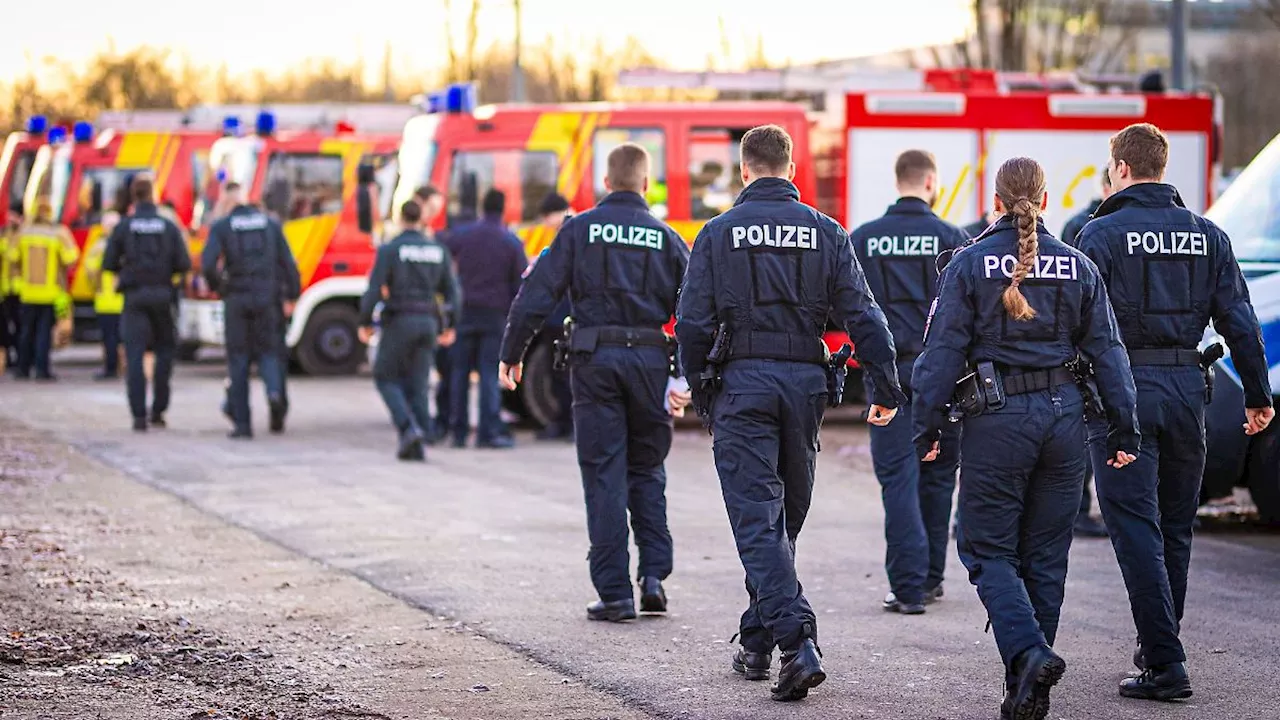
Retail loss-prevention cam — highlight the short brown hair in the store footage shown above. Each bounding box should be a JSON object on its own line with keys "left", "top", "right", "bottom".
{"left": 399, "top": 199, "right": 423, "bottom": 224}
{"left": 130, "top": 176, "right": 155, "bottom": 204}
{"left": 740, "top": 125, "right": 792, "bottom": 176}
{"left": 1110, "top": 123, "right": 1168, "bottom": 181}
{"left": 414, "top": 184, "right": 441, "bottom": 202}
{"left": 606, "top": 143, "right": 649, "bottom": 193}
{"left": 895, "top": 150, "right": 937, "bottom": 187}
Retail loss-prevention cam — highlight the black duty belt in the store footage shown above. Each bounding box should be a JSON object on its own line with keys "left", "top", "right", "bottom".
{"left": 569, "top": 325, "right": 668, "bottom": 352}
{"left": 728, "top": 331, "right": 828, "bottom": 365}
{"left": 1003, "top": 366, "right": 1076, "bottom": 395}
{"left": 1128, "top": 348, "right": 1202, "bottom": 366}
{"left": 385, "top": 300, "right": 436, "bottom": 315}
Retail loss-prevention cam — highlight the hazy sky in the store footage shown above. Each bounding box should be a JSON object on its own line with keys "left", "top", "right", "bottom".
{"left": 2, "top": 0, "right": 972, "bottom": 82}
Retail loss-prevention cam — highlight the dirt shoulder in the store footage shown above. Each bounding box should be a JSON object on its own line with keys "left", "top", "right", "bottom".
{"left": 0, "top": 420, "right": 650, "bottom": 720}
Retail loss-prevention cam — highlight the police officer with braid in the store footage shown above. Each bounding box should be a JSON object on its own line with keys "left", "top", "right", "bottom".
{"left": 500, "top": 143, "right": 689, "bottom": 623}
{"left": 913, "top": 156, "right": 1139, "bottom": 720}
{"left": 677, "top": 125, "right": 905, "bottom": 702}
{"left": 1077, "top": 123, "right": 1273, "bottom": 701}
{"left": 102, "top": 176, "right": 192, "bottom": 431}
{"left": 851, "top": 149, "right": 968, "bottom": 615}
{"left": 203, "top": 182, "right": 300, "bottom": 438}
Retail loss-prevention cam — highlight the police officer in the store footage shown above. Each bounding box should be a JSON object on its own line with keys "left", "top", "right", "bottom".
{"left": 851, "top": 150, "right": 968, "bottom": 615}
{"left": 499, "top": 143, "right": 689, "bottom": 623}
{"left": 359, "top": 199, "right": 460, "bottom": 461}
{"left": 912, "top": 156, "right": 1139, "bottom": 720}
{"left": 1076, "top": 123, "right": 1273, "bottom": 701}
{"left": 1060, "top": 162, "right": 1115, "bottom": 539}
{"left": 103, "top": 176, "right": 192, "bottom": 431}
{"left": 202, "top": 182, "right": 300, "bottom": 439}
{"left": 676, "top": 125, "right": 904, "bottom": 702}
{"left": 409, "top": 185, "right": 453, "bottom": 445}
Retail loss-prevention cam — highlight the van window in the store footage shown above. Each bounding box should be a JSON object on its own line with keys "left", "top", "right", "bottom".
{"left": 592, "top": 127, "right": 667, "bottom": 218}
{"left": 689, "top": 127, "right": 748, "bottom": 220}
{"left": 74, "top": 167, "right": 141, "bottom": 227}
{"left": 8, "top": 151, "right": 34, "bottom": 212}
{"left": 446, "top": 150, "right": 558, "bottom": 226}
{"left": 263, "top": 153, "right": 344, "bottom": 223}
{"left": 367, "top": 153, "right": 400, "bottom": 220}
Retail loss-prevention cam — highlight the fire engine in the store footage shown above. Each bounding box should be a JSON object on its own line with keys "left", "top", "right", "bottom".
{"left": 1, "top": 116, "right": 48, "bottom": 229}
{"left": 178, "top": 109, "right": 403, "bottom": 376}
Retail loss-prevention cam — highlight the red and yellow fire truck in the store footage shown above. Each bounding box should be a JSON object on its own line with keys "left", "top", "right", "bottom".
{"left": 178, "top": 111, "right": 403, "bottom": 375}
{"left": 2, "top": 117, "right": 52, "bottom": 228}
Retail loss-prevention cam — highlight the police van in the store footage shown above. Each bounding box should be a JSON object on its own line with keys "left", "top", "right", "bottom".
{"left": 1201, "top": 132, "right": 1280, "bottom": 524}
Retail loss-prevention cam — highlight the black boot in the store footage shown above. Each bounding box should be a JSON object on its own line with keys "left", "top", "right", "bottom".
{"left": 397, "top": 425, "right": 425, "bottom": 461}
{"left": 228, "top": 427, "right": 253, "bottom": 439}
{"left": 639, "top": 577, "right": 667, "bottom": 613}
{"left": 882, "top": 592, "right": 926, "bottom": 615}
{"left": 132, "top": 417, "right": 147, "bottom": 432}
{"left": 1007, "top": 644, "right": 1066, "bottom": 720}
{"left": 149, "top": 413, "right": 166, "bottom": 429}
{"left": 268, "top": 395, "right": 286, "bottom": 434}
{"left": 1120, "top": 662, "right": 1192, "bottom": 701}
{"left": 771, "top": 638, "right": 825, "bottom": 702}
{"left": 586, "top": 598, "right": 636, "bottom": 622}
{"left": 732, "top": 647, "right": 772, "bottom": 681}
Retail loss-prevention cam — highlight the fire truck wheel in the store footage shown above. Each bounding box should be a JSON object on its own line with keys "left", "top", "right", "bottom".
{"left": 296, "top": 303, "right": 365, "bottom": 376}
{"left": 518, "top": 340, "right": 560, "bottom": 428}
{"left": 1246, "top": 415, "right": 1280, "bottom": 525}
{"left": 176, "top": 341, "right": 201, "bottom": 363}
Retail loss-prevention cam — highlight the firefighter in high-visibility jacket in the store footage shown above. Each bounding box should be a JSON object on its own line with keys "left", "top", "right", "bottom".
{"left": 85, "top": 210, "right": 125, "bottom": 380}
{"left": 1, "top": 209, "right": 22, "bottom": 371}
{"left": 14, "top": 200, "right": 78, "bottom": 380}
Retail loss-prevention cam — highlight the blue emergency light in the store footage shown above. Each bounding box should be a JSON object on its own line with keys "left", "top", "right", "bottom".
{"left": 48, "top": 126, "right": 68, "bottom": 144}
{"left": 222, "top": 116, "right": 241, "bottom": 136}
{"left": 26, "top": 115, "right": 48, "bottom": 135}
{"left": 445, "top": 83, "right": 476, "bottom": 113}
{"left": 425, "top": 92, "right": 446, "bottom": 114}
{"left": 72, "top": 121, "right": 93, "bottom": 143}
{"left": 255, "top": 110, "right": 276, "bottom": 136}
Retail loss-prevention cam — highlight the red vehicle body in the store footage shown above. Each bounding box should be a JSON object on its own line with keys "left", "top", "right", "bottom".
{"left": 1, "top": 123, "right": 47, "bottom": 228}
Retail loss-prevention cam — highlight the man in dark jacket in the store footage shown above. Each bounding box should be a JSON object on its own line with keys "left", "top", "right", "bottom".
{"left": 444, "top": 189, "right": 528, "bottom": 448}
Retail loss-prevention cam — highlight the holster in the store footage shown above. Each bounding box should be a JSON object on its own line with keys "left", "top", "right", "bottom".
{"left": 1200, "top": 342, "right": 1225, "bottom": 404}
{"left": 1066, "top": 356, "right": 1105, "bottom": 419}
{"left": 825, "top": 343, "right": 853, "bottom": 408}
{"left": 948, "top": 361, "right": 1006, "bottom": 421}
{"left": 552, "top": 317, "right": 574, "bottom": 371}
{"left": 694, "top": 322, "right": 732, "bottom": 433}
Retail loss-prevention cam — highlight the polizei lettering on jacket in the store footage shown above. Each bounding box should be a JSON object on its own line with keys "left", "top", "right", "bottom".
{"left": 1125, "top": 230, "right": 1207, "bottom": 256}
{"left": 129, "top": 218, "right": 166, "bottom": 234}
{"left": 588, "top": 223, "right": 664, "bottom": 250}
{"left": 981, "top": 254, "right": 1080, "bottom": 281}
{"left": 399, "top": 244, "right": 444, "bottom": 264}
{"left": 866, "top": 235, "right": 939, "bottom": 257}
{"left": 230, "top": 214, "right": 269, "bottom": 232}
{"left": 730, "top": 224, "right": 818, "bottom": 250}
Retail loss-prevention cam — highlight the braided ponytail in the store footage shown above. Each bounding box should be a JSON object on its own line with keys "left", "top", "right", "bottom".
{"left": 994, "top": 158, "right": 1046, "bottom": 321}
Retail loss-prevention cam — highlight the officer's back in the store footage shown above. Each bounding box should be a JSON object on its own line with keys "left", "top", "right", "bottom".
{"left": 366, "top": 213, "right": 454, "bottom": 318}
{"left": 105, "top": 184, "right": 190, "bottom": 307}
{"left": 204, "top": 193, "right": 300, "bottom": 303}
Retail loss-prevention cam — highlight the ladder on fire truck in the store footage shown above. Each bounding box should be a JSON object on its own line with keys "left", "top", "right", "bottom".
{"left": 95, "top": 103, "right": 416, "bottom": 135}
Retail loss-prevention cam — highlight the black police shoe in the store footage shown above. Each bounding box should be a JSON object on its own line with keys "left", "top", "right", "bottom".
{"left": 132, "top": 417, "right": 147, "bottom": 432}
{"left": 1007, "top": 644, "right": 1066, "bottom": 720}
{"left": 228, "top": 427, "right": 253, "bottom": 440}
{"left": 925, "top": 584, "right": 945, "bottom": 604}
{"left": 1120, "top": 662, "right": 1192, "bottom": 701}
{"left": 771, "top": 638, "right": 825, "bottom": 702}
{"left": 586, "top": 599, "right": 636, "bottom": 622}
{"left": 268, "top": 396, "right": 286, "bottom": 434}
{"left": 477, "top": 435, "right": 516, "bottom": 449}
{"left": 882, "top": 592, "right": 926, "bottom": 615}
{"left": 638, "top": 577, "right": 667, "bottom": 613}
{"left": 397, "top": 426, "right": 425, "bottom": 461}
{"left": 732, "top": 647, "right": 772, "bottom": 681}
{"left": 1073, "top": 514, "right": 1109, "bottom": 538}
{"left": 149, "top": 413, "right": 166, "bottom": 429}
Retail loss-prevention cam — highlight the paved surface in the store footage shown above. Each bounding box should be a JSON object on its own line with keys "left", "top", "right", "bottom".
{"left": 3, "top": 349, "right": 1280, "bottom": 719}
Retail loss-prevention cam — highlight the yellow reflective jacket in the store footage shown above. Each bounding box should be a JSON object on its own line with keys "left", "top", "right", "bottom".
{"left": 0, "top": 231, "right": 11, "bottom": 297}
{"left": 17, "top": 222, "right": 79, "bottom": 306}
{"left": 84, "top": 233, "right": 123, "bottom": 315}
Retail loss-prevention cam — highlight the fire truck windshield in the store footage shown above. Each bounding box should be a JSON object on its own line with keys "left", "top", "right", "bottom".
{"left": 208, "top": 137, "right": 260, "bottom": 190}
{"left": 392, "top": 114, "right": 441, "bottom": 215}
{"left": 1, "top": 137, "right": 36, "bottom": 213}
{"left": 23, "top": 145, "right": 72, "bottom": 221}
{"left": 1208, "top": 134, "right": 1280, "bottom": 264}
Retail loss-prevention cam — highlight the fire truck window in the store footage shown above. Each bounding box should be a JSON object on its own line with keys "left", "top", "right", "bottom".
{"left": 592, "top": 128, "right": 667, "bottom": 218}
{"left": 446, "top": 150, "right": 558, "bottom": 226}
{"left": 367, "top": 153, "right": 400, "bottom": 220}
{"left": 75, "top": 168, "right": 137, "bottom": 228}
{"left": 8, "top": 151, "right": 34, "bottom": 213}
{"left": 689, "top": 128, "right": 747, "bottom": 220}
{"left": 263, "top": 153, "right": 344, "bottom": 223}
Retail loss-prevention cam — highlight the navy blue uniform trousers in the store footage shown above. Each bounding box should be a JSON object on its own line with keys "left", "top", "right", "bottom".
{"left": 16, "top": 303, "right": 55, "bottom": 378}
{"left": 122, "top": 299, "right": 176, "bottom": 420}
{"left": 374, "top": 313, "right": 437, "bottom": 435}
{"left": 449, "top": 307, "right": 506, "bottom": 444}
{"left": 99, "top": 312, "right": 121, "bottom": 376}
{"left": 1090, "top": 366, "right": 1205, "bottom": 668}
{"left": 957, "top": 385, "right": 1086, "bottom": 668}
{"left": 713, "top": 359, "right": 826, "bottom": 654}
{"left": 223, "top": 295, "right": 285, "bottom": 431}
{"left": 570, "top": 344, "right": 674, "bottom": 603}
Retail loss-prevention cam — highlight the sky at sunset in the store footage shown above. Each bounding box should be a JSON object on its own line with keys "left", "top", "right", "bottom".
{"left": 3, "top": 0, "right": 972, "bottom": 83}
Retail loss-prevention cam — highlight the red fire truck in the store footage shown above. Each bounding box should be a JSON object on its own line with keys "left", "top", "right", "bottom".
{"left": 0, "top": 117, "right": 48, "bottom": 229}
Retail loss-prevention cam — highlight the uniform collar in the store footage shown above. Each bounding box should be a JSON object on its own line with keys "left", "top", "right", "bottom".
{"left": 599, "top": 191, "right": 649, "bottom": 209}
{"left": 1092, "top": 182, "right": 1184, "bottom": 219}
{"left": 735, "top": 177, "right": 800, "bottom": 205}
{"left": 133, "top": 202, "right": 157, "bottom": 214}
{"left": 392, "top": 228, "right": 427, "bottom": 243}
{"left": 885, "top": 196, "right": 936, "bottom": 216}
{"left": 979, "top": 214, "right": 1049, "bottom": 241}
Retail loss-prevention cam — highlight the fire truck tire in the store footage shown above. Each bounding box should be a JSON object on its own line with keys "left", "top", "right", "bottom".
{"left": 176, "top": 341, "right": 201, "bottom": 363}
{"left": 518, "top": 340, "right": 560, "bottom": 428}
{"left": 295, "top": 302, "right": 365, "bottom": 376}
{"left": 1245, "top": 415, "right": 1280, "bottom": 525}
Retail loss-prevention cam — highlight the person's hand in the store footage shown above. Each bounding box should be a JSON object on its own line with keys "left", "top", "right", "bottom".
{"left": 1107, "top": 451, "right": 1138, "bottom": 468}
{"left": 357, "top": 326, "right": 374, "bottom": 344}
{"left": 282, "top": 301, "right": 295, "bottom": 318}
{"left": 499, "top": 361, "right": 523, "bottom": 390}
{"left": 866, "top": 404, "right": 898, "bottom": 427}
{"left": 668, "top": 388, "right": 692, "bottom": 416}
{"left": 380, "top": 285, "right": 390, "bottom": 299}
{"left": 1244, "top": 407, "right": 1275, "bottom": 436}
{"left": 438, "top": 328, "right": 457, "bottom": 348}
{"left": 921, "top": 441, "right": 940, "bottom": 462}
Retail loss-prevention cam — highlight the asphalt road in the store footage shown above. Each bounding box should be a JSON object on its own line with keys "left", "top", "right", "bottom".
{"left": 3, "top": 349, "right": 1279, "bottom": 719}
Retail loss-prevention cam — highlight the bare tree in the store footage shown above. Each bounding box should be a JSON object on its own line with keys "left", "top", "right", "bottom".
{"left": 967, "top": 0, "right": 1139, "bottom": 71}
